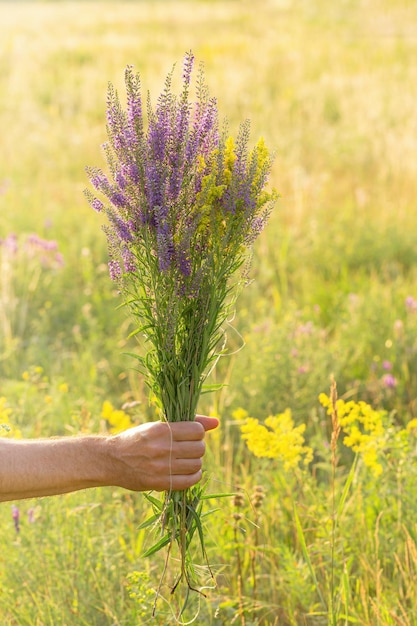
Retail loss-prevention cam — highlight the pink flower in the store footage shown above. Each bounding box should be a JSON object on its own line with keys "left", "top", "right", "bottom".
{"left": 405, "top": 296, "right": 417, "bottom": 312}
{"left": 382, "top": 374, "right": 397, "bottom": 389}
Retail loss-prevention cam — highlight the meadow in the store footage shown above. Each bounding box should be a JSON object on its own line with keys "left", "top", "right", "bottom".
{"left": 1, "top": 0, "right": 417, "bottom": 623}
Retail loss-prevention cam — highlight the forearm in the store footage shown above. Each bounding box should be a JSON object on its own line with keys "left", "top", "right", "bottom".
{"left": 0, "top": 436, "right": 110, "bottom": 502}
{"left": 0, "top": 417, "right": 218, "bottom": 502}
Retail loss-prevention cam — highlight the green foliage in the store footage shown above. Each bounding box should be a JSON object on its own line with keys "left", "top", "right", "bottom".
{"left": 2, "top": 0, "right": 417, "bottom": 623}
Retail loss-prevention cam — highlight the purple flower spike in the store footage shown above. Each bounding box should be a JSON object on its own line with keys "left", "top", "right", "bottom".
{"left": 91, "top": 198, "right": 104, "bottom": 212}
{"left": 108, "top": 259, "right": 122, "bottom": 281}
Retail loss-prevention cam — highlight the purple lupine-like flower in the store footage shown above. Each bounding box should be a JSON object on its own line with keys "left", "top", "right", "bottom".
{"left": 115, "top": 170, "right": 128, "bottom": 190}
{"left": 108, "top": 259, "right": 122, "bottom": 281}
{"left": 110, "top": 214, "right": 134, "bottom": 243}
{"left": 125, "top": 65, "right": 144, "bottom": 147}
{"left": 186, "top": 98, "right": 218, "bottom": 166}
{"left": 122, "top": 162, "right": 140, "bottom": 184}
{"left": 176, "top": 245, "right": 192, "bottom": 278}
{"left": 156, "top": 223, "right": 175, "bottom": 272}
{"left": 89, "top": 168, "right": 111, "bottom": 192}
{"left": 91, "top": 198, "right": 104, "bottom": 212}
{"left": 182, "top": 50, "right": 194, "bottom": 88}
{"left": 106, "top": 83, "right": 131, "bottom": 156}
{"left": 121, "top": 246, "right": 136, "bottom": 273}
{"left": 166, "top": 53, "right": 194, "bottom": 199}
{"left": 245, "top": 215, "right": 266, "bottom": 245}
{"left": 143, "top": 162, "right": 166, "bottom": 225}
{"left": 110, "top": 190, "right": 128, "bottom": 209}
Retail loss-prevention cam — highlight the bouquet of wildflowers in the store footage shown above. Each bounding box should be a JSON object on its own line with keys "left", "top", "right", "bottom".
{"left": 86, "top": 51, "right": 276, "bottom": 597}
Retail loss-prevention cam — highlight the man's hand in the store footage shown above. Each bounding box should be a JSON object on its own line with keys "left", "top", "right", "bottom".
{"left": 109, "top": 415, "right": 219, "bottom": 492}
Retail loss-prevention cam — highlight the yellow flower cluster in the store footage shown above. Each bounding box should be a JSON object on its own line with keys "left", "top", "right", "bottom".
{"left": 319, "top": 393, "right": 386, "bottom": 477}
{"left": 0, "top": 397, "right": 21, "bottom": 438}
{"left": 239, "top": 408, "right": 313, "bottom": 471}
{"left": 194, "top": 136, "right": 275, "bottom": 252}
{"left": 406, "top": 418, "right": 417, "bottom": 433}
{"left": 102, "top": 401, "right": 133, "bottom": 434}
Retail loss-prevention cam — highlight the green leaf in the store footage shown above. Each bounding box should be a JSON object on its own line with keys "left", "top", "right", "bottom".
{"left": 200, "top": 492, "right": 236, "bottom": 500}
{"left": 137, "top": 513, "right": 160, "bottom": 530}
{"left": 185, "top": 504, "right": 205, "bottom": 550}
{"left": 336, "top": 454, "right": 359, "bottom": 519}
{"left": 143, "top": 492, "right": 164, "bottom": 511}
{"left": 123, "top": 351, "right": 145, "bottom": 363}
{"left": 201, "top": 383, "right": 225, "bottom": 394}
{"left": 142, "top": 533, "right": 173, "bottom": 558}
{"left": 127, "top": 327, "right": 143, "bottom": 339}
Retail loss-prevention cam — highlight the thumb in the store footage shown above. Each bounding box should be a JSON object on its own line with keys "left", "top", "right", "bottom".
{"left": 195, "top": 415, "right": 219, "bottom": 432}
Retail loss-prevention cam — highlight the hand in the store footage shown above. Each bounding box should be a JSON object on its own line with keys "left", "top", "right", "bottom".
{"left": 109, "top": 415, "right": 219, "bottom": 492}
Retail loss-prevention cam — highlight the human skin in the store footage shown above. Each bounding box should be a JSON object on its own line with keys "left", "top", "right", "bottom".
{"left": 0, "top": 415, "right": 219, "bottom": 502}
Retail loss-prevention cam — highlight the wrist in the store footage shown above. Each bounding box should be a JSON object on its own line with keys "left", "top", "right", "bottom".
{"left": 84, "top": 435, "right": 116, "bottom": 488}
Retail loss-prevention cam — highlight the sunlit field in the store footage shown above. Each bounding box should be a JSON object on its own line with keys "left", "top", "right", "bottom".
{"left": 2, "top": 0, "right": 417, "bottom": 623}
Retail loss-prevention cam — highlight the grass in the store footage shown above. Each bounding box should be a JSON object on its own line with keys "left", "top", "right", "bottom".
{"left": 1, "top": 0, "right": 417, "bottom": 623}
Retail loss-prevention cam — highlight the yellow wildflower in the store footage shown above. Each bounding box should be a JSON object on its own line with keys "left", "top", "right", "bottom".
{"left": 59, "top": 383, "right": 69, "bottom": 393}
{"left": 0, "top": 397, "right": 21, "bottom": 438}
{"left": 319, "top": 393, "right": 386, "bottom": 477}
{"left": 102, "top": 401, "right": 133, "bottom": 434}
{"left": 362, "top": 446, "right": 383, "bottom": 477}
{"left": 0, "top": 397, "right": 12, "bottom": 423}
{"left": 250, "top": 137, "right": 270, "bottom": 196}
{"left": 232, "top": 407, "right": 249, "bottom": 421}
{"left": 223, "top": 136, "right": 237, "bottom": 186}
{"left": 343, "top": 426, "right": 365, "bottom": 452}
{"left": 406, "top": 418, "right": 417, "bottom": 433}
{"left": 241, "top": 409, "right": 313, "bottom": 471}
